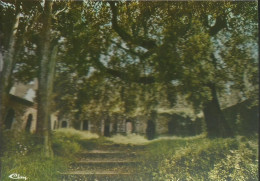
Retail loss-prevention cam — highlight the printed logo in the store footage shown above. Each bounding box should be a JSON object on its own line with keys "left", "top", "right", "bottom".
{"left": 9, "top": 173, "right": 28, "bottom": 180}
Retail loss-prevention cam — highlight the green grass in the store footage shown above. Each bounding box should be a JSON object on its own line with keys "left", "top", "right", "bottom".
{"left": 107, "top": 134, "right": 150, "bottom": 145}
{"left": 75, "top": 132, "right": 258, "bottom": 181}
{"left": 0, "top": 130, "right": 84, "bottom": 181}
{"left": 106, "top": 133, "right": 207, "bottom": 146}
{"left": 1, "top": 130, "right": 258, "bottom": 181}
{"left": 138, "top": 135, "right": 258, "bottom": 181}
{"left": 1, "top": 152, "right": 67, "bottom": 181}
{"left": 53, "top": 128, "right": 99, "bottom": 140}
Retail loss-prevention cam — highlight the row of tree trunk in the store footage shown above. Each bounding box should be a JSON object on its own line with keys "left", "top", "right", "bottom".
{"left": 0, "top": 1, "right": 56, "bottom": 158}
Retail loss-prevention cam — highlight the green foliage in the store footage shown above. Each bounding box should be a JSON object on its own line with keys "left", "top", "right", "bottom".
{"left": 1, "top": 153, "right": 66, "bottom": 181}
{"left": 208, "top": 144, "right": 258, "bottom": 181}
{"left": 1, "top": 131, "right": 40, "bottom": 157}
{"left": 139, "top": 137, "right": 258, "bottom": 181}
{"left": 1, "top": 1, "right": 257, "bottom": 138}
{"left": 52, "top": 129, "right": 83, "bottom": 157}
{"left": 0, "top": 130, "right": 105, "bottom": 180}
{"left": 0, "top": 131, "right": 70, "bottom": 181}
{"left": 139, "top": 138, "right": 202, "bottom": 179}
{"left": 107, "top": 134, "right": 149, "bottom": 145}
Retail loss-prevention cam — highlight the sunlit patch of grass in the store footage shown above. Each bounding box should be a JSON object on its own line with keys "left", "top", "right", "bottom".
{"left": 54, "top": 128, "right": 206, "bottom": 146}
{"left": 106, "top": 133, "right": 206, "bottom": 145}
{"left": 154, "top": 132, "right": 207, "bottom": 141}
{"left": 107, "top": 134, "right": 150, "bottom": 145}
{"left": 54, "top": 128, "right": 99, "bottom": 140}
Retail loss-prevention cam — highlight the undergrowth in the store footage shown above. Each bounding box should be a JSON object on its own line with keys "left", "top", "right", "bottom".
{"left": 0, "top": 129, "right": 87, "bottom": 181}
{"left": 1, "top": 129, "right": 258, "bottom": 181}
{"left": 139, "top": 135, "right": 258, "bottom": 181}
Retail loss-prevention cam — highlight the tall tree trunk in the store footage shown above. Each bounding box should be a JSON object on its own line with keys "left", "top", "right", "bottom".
{"left": 0, "top": 4, "right": 21, "bottom": 178}
{"left": 0, "top": 10, "right": 21, "bottom": 125}
{"left": 36, "top": 1, "right": 55, "bottom": 157}
{"left": 203, "top": 84, "right": 234, "bottom": 137}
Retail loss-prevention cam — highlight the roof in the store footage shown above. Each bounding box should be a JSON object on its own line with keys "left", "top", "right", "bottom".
{"left": 9, "top": 94, "right": 34, "bottom": 107}
{"left": 9, "top": 79, "right": 38, "bottom": 102}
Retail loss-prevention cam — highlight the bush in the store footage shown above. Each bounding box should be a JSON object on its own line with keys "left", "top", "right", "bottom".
{"left": 0, "top": 131, "right": 69, "bottom": 181}
{"left": 52, "top": 129, "right": 82, "bottom": 157}
{"left": 1, "top": 153, "right": 67, "bottom": 181}
{"left": 1, "top": 129, "right": 98, "bottom": 180}
{"left": 140, "top": 137, "right": 258, "bottom": 181}
{"left": 209, "top": 142, "right": 258, "bottom": 181}
{"left": 53, "top": 128, "right": 99, "bottom": 140}
{"left": 154, "top": 139, "right": 238, "bottom": 180}
{"left": 52, "top": 128, "right": 100, "bottom": 155}
{"left": 139, "top": 137, "right": 204, "bottom": 180}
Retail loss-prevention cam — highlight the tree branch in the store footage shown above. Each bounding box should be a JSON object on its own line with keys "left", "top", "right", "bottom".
{"left": 93, "top": 58, "right": 155, "bottom": 84}
{"left": 209, "top": 16, "right": 227, "bottom": 36}
{"left": 109, "top": 2, "right": 157, "bottom": 50}
{"left": 110, "top": 39, "right": 154, "bottom": 60}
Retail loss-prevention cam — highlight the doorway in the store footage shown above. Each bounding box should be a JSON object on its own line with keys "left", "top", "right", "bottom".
{"left": 83, "top": 120, "right": 89, "bottom": 130}
{"left": 25, "top": 114, "right": 33, "bottom": 132}
{"left": 104, "top": 119, "right": 110, "bottom": 137}
{"left": 61, "top": 121, "right": 67, "bottom": 128}
{"left": 4, "top": 109, "right": 15, "bottom": 129}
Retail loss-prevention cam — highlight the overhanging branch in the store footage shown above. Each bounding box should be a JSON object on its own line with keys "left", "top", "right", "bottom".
{"left": 109, "top": 2, "right": 157, "bottom": 50}
{"left": 209, "top": 16, "right": 227, "bottom": 36}
{"left": 93, "top": 58, "right": 155, "bottom": 84}
{"left": 110, "top": 39, "right": 155, "bottom": 60}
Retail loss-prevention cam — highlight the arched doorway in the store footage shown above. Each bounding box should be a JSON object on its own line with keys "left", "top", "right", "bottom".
{"left": 113, "top": 122, "right": 118, "bottom": 134}
{"left": 104, "top": 119, "right": 110, "bottom": 137}
{"left": 146, "top": 119, "right": 155, "bottom": 140}
{"left": 61, "top": 121, "right": 67, "bottom": 128}
{"left": 83, "top": 120, "right": 89, "bottom": 130}
{"left": 126, "top": 119, "right": 133, "bottom": 134}
{"left": 4, "top": 109, "right": 15, "bottom": 129}
{"left": 25, "top": 114, "right": 33, "bottom": 132}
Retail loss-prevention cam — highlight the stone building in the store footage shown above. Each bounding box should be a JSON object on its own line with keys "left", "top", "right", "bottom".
{"left": 4, "top": 80, "right": 203, "bottom": 137}
{"left": 3, "top": 79, "right": 58, "bottom": 133}
{"left": 76, "top": 109, "right": 202, "bottom": 137}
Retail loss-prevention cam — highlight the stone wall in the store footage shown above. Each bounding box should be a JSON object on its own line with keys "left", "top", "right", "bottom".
{"left": 4, "top": 94, "right": 58, "bottom": 133}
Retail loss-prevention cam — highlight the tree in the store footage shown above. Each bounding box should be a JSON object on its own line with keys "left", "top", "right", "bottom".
{"left": 0, "top": 1, "right": 21, "bottom": 173}
{"left": 0, "top": 0, "right": 42, "bottom": 124}
{"left": 0, "top": 0, "right": 66, "bottom": 157}
{"left": 48, "top": 1, "right": 257, "bottom": 138}
{"left": 94, "top": 1, "right": 258, "bottom": 137}
{"left": 175, "top": 2, "right": 258, "bottom": 137}
{"left": 0, "top": 0, "right": 42, "bottom": 174}
{"left": 0, "top": 0, "right": 22, "bottom": 126}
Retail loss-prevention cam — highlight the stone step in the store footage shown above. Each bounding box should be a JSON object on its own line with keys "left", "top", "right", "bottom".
{"left": 90, "top": 144, "right": 146, "bottom": 151}
{"left": 62, "top": 170, "right": 132, "bottom": 175}
{"left": 77, "top": 160, "right": 139, "bottom": 164}
{"left": 70, "top": 160, "right": 140, "bottom": 170}
{"left": 78, "top": 157, "right": 138, "bottom": 161}
{"left": 61, "top": 146, "right": 146, "bottom": 180}
{"left": 77, "top": 150, "right": 138, "bottom": 159}
{"left": 60, "top": 170, "right": 143, "bottom": 181}
{"left": 82, "top": 150, "right": 124, "bottom": 153}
